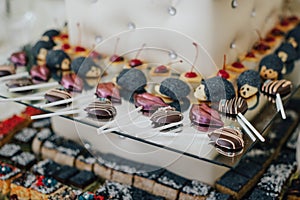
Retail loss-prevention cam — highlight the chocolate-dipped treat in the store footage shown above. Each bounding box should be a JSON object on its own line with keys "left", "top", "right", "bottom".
{"left": 261, "top": 79, "right": 292, "bottom": 101}
{"left": 10, "top": 172, "right": 36, "bottom": 199}
{"left": 237, "top": 70, "right": 261, "bottom": 109}
{"left": 189, "top": 103, "right": 224, "bottom": 131}
{"left": 0, "top": 64, "right": 15, "bottom": 77}
{"left": 134, "top": 92, "right": 168, "bottom": 114}
{"left": 214, "top": 97, "right": 248, "bottom": 116}
{"left": 0, "top": 162, "right": 21, "bottom": 195}
{"left": 6, "top": 78, "right": 33, "bottom": 92}
{"left": 150, "top": 106, "right": 183, "bottom": 128}
{"left": 10, "top": 51, "right": 27, "bottom": 67}
{"left": 194, "top": 76, "right": 235, "bottom": 102}
{"left": 208, "top": 127, "right": 244, "bottom": 152}
{"left": 116, "top": 68, "right": 147, "bottom": 93}
{"left": 275, "top": 42, "right": 298, "bottom": 74}
{"left": 44, "top": 88, "right": 72, "bottom": 104}
{"left": 13, "top": 127, "right": 38, "bottom": 151}
{"left": 96, "top": 82, "right": 121, "bottom": 104}
{"left": 179, "top": 179, "right": 212, "bottom": 200}
{"left": 0, "top": 144, "right": 22, "bottom": 162}
{"left": 32, "top": 159, "right": 61, "bottom": 177}
{"left": 60, "top": 73, "right": 83, "bottom": 92}
{"left": 71, "top": 56, "right": 102, "bottom": 79}
{"left": 30, "top": 65, "right": 50, "bottom": 83}
{"left": 68, "top": 170, "right": 97, "bottom": 190}
{"left": 259, "top": 54, "right": 284, "bottom": 80}
{"left": 158, "top": 78, "right": 191, "bottom": 101}
{"left": 84, "top": 99, "right": 117, "bottom": 120}
{"left": 31, "top": 128, "right": 53, "bottom": 155}
{"left": 75, "top": 150, "right": 96, "bottom": 171}
{"left": 46, "top": 49, "right": 71, "bottom": 71}
{"left": 32, "top": 40, "right": 54, "bottom": 66}
{"left": 11, "top": 152, "right": 36, "bottom": 170}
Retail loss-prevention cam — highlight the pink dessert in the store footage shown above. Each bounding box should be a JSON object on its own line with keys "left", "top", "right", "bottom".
{"left": 96, "top": 82, "right": 121, "bottom": 103}
{"left": 30, "top": 65, "right": 50, "bottom": 83}
{"left": 134, "top": 92, "right": 168, "bottom": 113}
{"left": 60, "top": 73, "right": 83, "bottom": 92}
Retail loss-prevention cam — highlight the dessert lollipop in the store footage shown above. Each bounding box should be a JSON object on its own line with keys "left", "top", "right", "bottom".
{"left": 44, "top": 88, "right": 72, "bottom": 105}
{"left": 275, "top": 42, "right": 298, "bottom": 74}
{"left": 150, "top": 106, "right": 183, "bottom": 131}
{"left": 261, "top": 79, "right": 292, "bottom": 119}
{"left": 286, "top": 26, "right": 300, "bottom": 58}
{"left": 6, "top": 78, "right": 34, "bottom": 93}
{"left": 71, "top": 56, "right": 102, "bottom": 79}
{"left": 0, "top": 64, "right": 15, "bottom": 77}
{"left": 259, "top": 54, "right": 284, "bottom": 81}
{"left": 30, "top": 65, "right": 50, "bottom": 84}
{"left": 10, "top": 51, "right": 27, "bottom": 67}
{"left": 189, "top": 103, "right": 224, "bottom": 131}
{"left": 116, "top": 68, "right": 147, "bottom": 93}
{"left": 96, "top": 82, "right": 121, "bottom": 104}
{"left": 208, "top": 127, "right": 244, "bottom": 155}
{"left": 134, "top": 92, "right": 168, "bottom": 114}
{"left": 41, "top": 29, "right": 60, "bottom": 46}
{"left": 32, "top": 40, "right": 54, "bottom": 66}
{"left": 179, "top": 42, "right": 202, "bottom": 87}
{"left": 194, "top": 76, "right": 235, "bottom": 102}
{"left": 237, "top": 70, "right": 261, "bottom": 109}
{"left": 60, "top": 73, "right": 84, "bottom": 93}
{"left": 84, "top": 99, "right": 117, "bottom": 119}
{"left": 46, "top": 50, "right": 71, "bottom": 71}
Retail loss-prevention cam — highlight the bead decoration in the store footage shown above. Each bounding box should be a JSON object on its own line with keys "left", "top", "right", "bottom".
{"left": 168, "top": 6, "right": 177, "bottom": 16}
{"left": 251, "top": 8, "right": 256, "bottom": 17}
{"left": 128, "top": 22, "right": 136, "bottom": 30}
{"left": 231, "top": 0, "right": 238, "bottom": 8}
{"left": 95, "top": 36, "right": 102, "bottom": 44}
{"left": 169, "top": 50, "right": 178, "bottom": 59}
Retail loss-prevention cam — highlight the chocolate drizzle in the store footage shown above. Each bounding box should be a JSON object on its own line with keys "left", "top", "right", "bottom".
{"left": 0, "top": 65, "right": 15, "bottom": 77}
{"left": 261, "top": 79, "right": 292, "bottom": 98}
{"left": 217, "top": 97, "right": 248, "bottom": 115}
{"left": 44, "top": 88, "right": 72, "bottom": 103}
{"left": 208, "top": 127, "right": 244, "bottom": 151}
{"left": 84, "top": 99, "right": 117, "bottom": 119}
{"left": 150, "top": 107, "right": 183, "bottom": 127}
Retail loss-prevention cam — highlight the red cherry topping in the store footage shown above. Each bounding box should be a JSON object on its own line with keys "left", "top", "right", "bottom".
{"left": 154, "top": 65, "right": 168, "bottom": 73}
{"left": 232, "top": 62, "right": 245, "bottom": 68}
{"left": 280, "top": 19, "right": 289, "bottom": 26}
{"left": 75, "top": 46, "right": 86, "bottom": 52}
{"left": 61, "top": 43, "right": 71, "bottom": 50}
{"left": 60, "top": 34, "right": 69, "bottom": 40}
{"left": 265, "top": 36, "right": 275, "bottom": 42}
{"left": 217, "top": 55, "right": 230, "bottom": 79}
{"left": 129, "top": 59, "right": 143, "bottom": 67}
{"left": 245, "top": 52, "right": 255, "bottom": 58}
{"left": 254, "top": 42, "right": 270, "bottom": 51}
{"left": 185, "top": 71, "right": 198, "bottom": 78}
{"left": 271, "top": 28, "right": 284, "bottom": 36}
{"left": 110, "top": 54, "right": 124, "bottom": 62}
{"left": 287, "top": 16, "right": 298, "bottom": 22}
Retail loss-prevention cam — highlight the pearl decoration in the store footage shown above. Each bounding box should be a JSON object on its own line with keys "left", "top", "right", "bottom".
{"left": 95, "top": 36, "right": 102, "bottom": 44}
{"left": 128, "top": 22, "right": 136, "bottom": 30}
{"left": 169, "top": 50, "right": 178, "bottom": 59}
{"left": 168, "top": 6, "right": 177, "bottom": 16}
{"left": 251, "top": 8, "right": 256, "bottom": 17}
{"left": 230, "top": 42, "right": 236, "bottom": 49}
{"left": 231, "top": 0, "right": 238, "bottom": 8}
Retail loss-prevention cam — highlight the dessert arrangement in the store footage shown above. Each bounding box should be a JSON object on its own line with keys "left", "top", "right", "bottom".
{"left": 0, "top": 99, "right": 299, "bottom": 199}
{"left": 0, "top": 15, "right": 299, "bottom": 161}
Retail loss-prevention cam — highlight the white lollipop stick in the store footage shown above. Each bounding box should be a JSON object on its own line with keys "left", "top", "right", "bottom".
{"left": 0, "top": 72, "right": 29, "bottom": 82}
{"left": 275, "top": 93, "right": 286, "bottom": 119}
{"left": 237, "top": 113, "right": 265, "bottom": 142}
{"left": 0, "top": 95, "right": 44, "bottom": 102}
{"left": 31, "top": 109, "right": 82, "bottom": 120}
{"left": 38, "top": 94, "right": 94, "bottom": 108}
{"left": 236, "top": 115, "right": 256, "bottom": 142}
{"left": 98, "top": 106, "right": 143, "bottom": 131}
{"left": 152, "top": 121, "right": 183, "bottom": 131}
{"left": 8, "top": 82, "right": 59, "bottom": 92}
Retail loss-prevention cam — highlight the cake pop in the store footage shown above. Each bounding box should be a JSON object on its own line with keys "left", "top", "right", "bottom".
{"left": 32, "top": 41, "right": 54, "bottom": 66}
{"left": 275, "top": 42, "right": 298, "bottom": 74}
{"left": 286, "top": 26, "right": 300, "bottom": 58}
{"left": 41, "top": 29, "right": 60, "bottom": 46}
{"left": 259, "top": 54, "right": 284, "bottom": 80}
{"left": 71, "top": 56, "right": 102, "bottom": 79}
{"left": 46, "top": 50, "right": 71, "bottom": 71}
{"left": 158, "top": 78, "right": 191, "bottom": 101}
{"left": 194, "top": 76, "right": 235, "bottom": 102}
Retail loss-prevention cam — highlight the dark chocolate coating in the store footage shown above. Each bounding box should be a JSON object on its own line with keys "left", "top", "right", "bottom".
{"left": 216, "top": 171, "right": 249, "bottom": 192}
{"left": 10, "top": 51, "right": 27, "bottom": 66}
{"left": 60, "top": 73, "right": 83, "bottom": 93}
{"left": 71, "top": 56, "right": 102, "bottom": 78}
{"left": 46, "top": 50, "right": 71, "bottom": 71}
{"left": 69, "top": 170, "right": 97, "bottom": 189}
{"left": 0, "top": 65, "right": 15, "bottom": 77}
{"left": 150, "top": 107, "right": 183, "bottom": 127}
{"left": 208, "top": 127, "right": 244, "bottom": 151}
{"left": 44, "top": 88, "right": 72, "bottom": 103}
{"left": 275, "top": 42, "right": 298, "bottom": 63}
{"left": 159, "top": 78, "right": 190, "bottom": 100}
{"left": 237, "top": 70, "right": 261, "bottom": 91}
{"left": 216, "top": 97, "right": 248, "bottom": 115}
{"left": 42, "top": 29, "right": 60, "bottom": 39}
{"left": 202, "top": 76, "right": 235, "bottom": 102}
{"left": 261, "top": 79, "right": 292, "bottom": 98}
{"left": 117, "top": 68, "right": 147, "bottom": 92}
{"left": 6, "top": 78, "right": 33, "bottom": 89}
{"left": 84, "top": 99, "right": 117, "bottom": 119}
